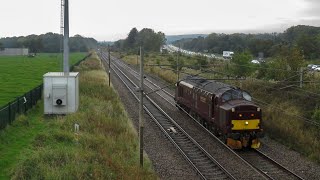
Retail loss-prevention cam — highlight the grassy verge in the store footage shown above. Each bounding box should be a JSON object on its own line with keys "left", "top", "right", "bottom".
{"left": 0, "top": 105, "right": 45, "bottom": 179}
{"left": 236, "top": 79, "right": 320, "bottom": 163}
{"left": 0, "top": 52, "right": 157, "bottom": 179}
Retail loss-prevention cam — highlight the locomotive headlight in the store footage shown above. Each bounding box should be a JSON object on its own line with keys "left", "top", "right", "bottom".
{"left": 257, "top": 108, "right": 261, "bottom": 112}
{"left": 232, "top": 108, "right": 235, "bottom": 112}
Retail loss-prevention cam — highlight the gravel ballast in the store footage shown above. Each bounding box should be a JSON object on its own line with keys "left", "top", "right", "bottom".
{"left": 106, "top": 63, "right": 200, "bottom": 179}
{"left": 105, "top": 56, "right": 320, "bottom": 179}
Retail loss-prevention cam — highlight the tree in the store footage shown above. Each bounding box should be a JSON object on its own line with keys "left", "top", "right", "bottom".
{"left": 296, "top": 33, "right": 318, "bottom": 59}
{"left": 287, "top": 46, "right": 305, "bottom": 71}
{"left": 230, "top": 51, "right": 253, "bottom": 77}
{"left": 0, "top": 33, "right": 97, "bottom": 53}
{"left": 113, "top": 28, "right": 166, "bottom": 53}
{"left": 264, "top": 45, "right": 304, "bottom": 81}
{"left": 136, "top": 28, "right": 166, "bottom": 52}
{"left": 40, "top": 33, "right": 61, "bottom": 52}
{"left": 22, "top": 35, "right": 43, "bottom": 54}
{"left": 194, "top": 55, "right": 208, "bottom": 70}
{"left": 125, "top": 27, "right": 138, "bottom": 49}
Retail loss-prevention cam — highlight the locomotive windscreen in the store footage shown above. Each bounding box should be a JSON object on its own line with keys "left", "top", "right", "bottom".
{"left": 221, "top": 89, "right": 252, "bottom": 102}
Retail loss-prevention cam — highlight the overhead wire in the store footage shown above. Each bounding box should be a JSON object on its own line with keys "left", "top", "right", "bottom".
{"left": 119, "top": 51, "right": 320, "bottom": 127}
{"left": 252, "top": 97, "right": 320, "bottom": 127}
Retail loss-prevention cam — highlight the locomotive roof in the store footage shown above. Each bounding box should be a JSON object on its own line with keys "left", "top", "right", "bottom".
{"left": 181, "top": 76, "right": 235, "bottom": 94}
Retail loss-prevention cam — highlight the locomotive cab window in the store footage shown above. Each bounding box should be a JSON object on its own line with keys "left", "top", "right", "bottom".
{"left": 221, "top": 89, "right": 252, "bottom": 102}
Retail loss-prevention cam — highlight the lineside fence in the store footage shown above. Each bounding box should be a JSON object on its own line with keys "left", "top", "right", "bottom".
{"left": 0, "top": 53, "right": 91, "bottom": 130}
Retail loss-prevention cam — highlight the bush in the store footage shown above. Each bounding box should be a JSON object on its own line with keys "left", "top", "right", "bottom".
{"left": 312, "top": 107, "right": 320, "bottom": 123}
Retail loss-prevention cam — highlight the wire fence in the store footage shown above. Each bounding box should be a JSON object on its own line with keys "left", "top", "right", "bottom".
{"left": 0, "top": 84, "right": 43, "bottom": 130}
{"left": 0, "top": 53, "right": 91, "bottom": 130}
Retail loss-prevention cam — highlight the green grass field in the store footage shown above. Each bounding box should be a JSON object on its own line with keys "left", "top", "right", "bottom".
{"left": 0, "top": 53, "right": 86, "bottom": 107}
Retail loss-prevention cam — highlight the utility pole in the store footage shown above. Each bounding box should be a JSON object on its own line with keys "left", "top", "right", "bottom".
{"left": 63, "top": 0, "right": 69, "bottom": 75}
{"left": 299, "top": 67, "right": 303, "bottom": 88}
{"left": 137, "top": 49, "right": 139, "bottom": 66}
{"left": 177, "top": 44, "right": 180, "bottom": 82}
{"left": 108, "top": 45, "right": 111, "bottom": 87}
{"left": 139, "top": 46, "right": 144, "bottom": 167}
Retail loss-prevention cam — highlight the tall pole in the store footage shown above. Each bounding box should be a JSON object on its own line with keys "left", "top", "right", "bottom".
{"left": 108, "top": 45, "right": 111, "bottom": 87}
{"left": 300, "top": 67, "right": 303, "bottom": 88}
{"left": 139, "top": 46, "right": 144, "bottom": 167}
{"left": 63, "top": 0, "right": 69, "bottom": 74}
{"left": 177, "top": 44, "right": 180, "bottom": 82}
{"left": 136, "top": 54, "right": 139, "bottom": 66}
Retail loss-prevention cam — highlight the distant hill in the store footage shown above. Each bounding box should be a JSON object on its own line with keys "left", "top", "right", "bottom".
{"left": 166, "top": 34, "right": 208, "bottom": 44}
{"left": 99, "top": 41, "right": 114, "bottom": 46}
{"left": 171, "top": 25, "right": 320, "bottom": 59}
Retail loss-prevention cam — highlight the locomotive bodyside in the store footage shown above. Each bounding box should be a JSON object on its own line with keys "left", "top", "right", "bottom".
{"left": 175, "top": 78, "right": 264, "bottom": 149}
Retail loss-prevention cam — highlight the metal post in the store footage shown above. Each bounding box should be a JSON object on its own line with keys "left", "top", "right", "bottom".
{"left": 30, "top": 90, "right": 33, "bottom": 106}
{"left": 17, "top": 97, "right": 20, "bottom": 114}
{"left": 108, "top": 45, "right": 111, "bottom": 87}
{"left": 8, "top": 102, "right": 11, "bottom": 124}
{"left": 300, "top": 67, "right": 303, "bottom": 88}
{"left": 24, "top": 93, "right": 27, "bottom": 113}
{"left": 63, "top": 0, "right": 70, "bottom": 75}
{"left": 137, "top": 54, "right": 139, "bottom": 66}
{"left": 177, "top": 45, "right": 180, "bottom": 82}
{"left": 139, "top": 46, "right": 144, "bottom": 167}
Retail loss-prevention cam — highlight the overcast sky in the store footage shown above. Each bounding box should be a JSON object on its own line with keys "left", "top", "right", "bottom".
{"left": 0, "top": 0, "right": 319, "bottom": 41}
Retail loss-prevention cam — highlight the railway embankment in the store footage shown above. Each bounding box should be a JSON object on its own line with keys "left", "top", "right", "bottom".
{"left": 0, "top": 52, "right": 157, "bottom": 179}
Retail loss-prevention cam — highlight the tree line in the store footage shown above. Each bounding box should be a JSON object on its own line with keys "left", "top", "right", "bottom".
{"left": 173, "top": 25, "right": 320, "bottom": 60}
{"left": 113, "top": 28, "right": 166, "bottom": 53}
{"left": 0, "top": 33, "right": 98, "bottom": 53}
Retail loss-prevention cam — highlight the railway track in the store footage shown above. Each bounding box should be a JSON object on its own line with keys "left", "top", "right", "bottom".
{"left": 237, "top": 149, "right": 304, "bottom": 180}
{"left": 99, "top": 52, "right": 235, "bottom": 180}
{"left": 99, "top": 52, "right": 305, "bottom": 180}
{"left": 110, "top": 55, "right": 175, "bottom": 102}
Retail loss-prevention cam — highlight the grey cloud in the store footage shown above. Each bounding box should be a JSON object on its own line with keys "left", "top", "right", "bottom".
{"left": 302, "top": 0, "right": 320, "bottom": 16}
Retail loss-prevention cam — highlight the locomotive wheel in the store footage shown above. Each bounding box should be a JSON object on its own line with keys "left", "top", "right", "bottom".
{"left": 176, "top": 103, "right": 182, "bottom": 111}
{"left": 189, "top": 111, "right": 195, "bottom": 118}
{"left": 197, "top": 115, "right": 202, "bottom": 124}
{"left": 203, "top": 120, "right": 208, "bottom": 128}
{"left": 212, "top": 127, "right": 220, "bottom": 136}
{"left": 207, "top": 123, "right": 213, "bottom": 132}
{"left": 221, "top": 135, "right": 227, "bottom": 144}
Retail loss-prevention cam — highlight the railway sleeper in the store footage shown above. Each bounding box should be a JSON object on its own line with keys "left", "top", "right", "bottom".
{"left": 177, "top": 139, "right": 191, "bottom": 144}
{"left": 176, "top": 139, "right": 194, "bottom": 144}
{"left": 182, "top": 147, "right": 199, "bottom": 152}
{"left": 205, "top": 174, "right": 229, "bottom": 180}
{"left": 188, "top": 154, "right": 207, "bottom": 160}
{"left": 203, "top": 170, "right": 226, "bottom": 176}
{"left": 200, "top": 168, "right": 224, "bottom": 175}
{"left": 183, "top": 150, "right": 202, "bottom": 156}
{"left": 198, "top": 162, "right": 219, "bottom": 168}
{"left": 172, "top": 135, "right": 189, "bottom": 140}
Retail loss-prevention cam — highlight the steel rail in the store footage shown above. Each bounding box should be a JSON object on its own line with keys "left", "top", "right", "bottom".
{"left": 100, "top": 53, "right": 235, "bottom": 180}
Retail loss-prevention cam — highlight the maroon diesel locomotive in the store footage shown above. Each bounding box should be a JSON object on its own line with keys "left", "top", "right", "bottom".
{"left": 175, "top": 77, "right": 264, "bottom": 149}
